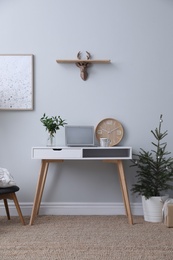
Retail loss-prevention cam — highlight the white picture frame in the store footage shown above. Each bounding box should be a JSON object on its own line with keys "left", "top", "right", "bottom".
{"left": 0, "top": 54, "right": 34, "bottom": 110}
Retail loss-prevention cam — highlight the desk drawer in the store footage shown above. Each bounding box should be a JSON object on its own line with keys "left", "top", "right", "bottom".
{"left": 32, "top": 148, "right": 82, "bottom": 159}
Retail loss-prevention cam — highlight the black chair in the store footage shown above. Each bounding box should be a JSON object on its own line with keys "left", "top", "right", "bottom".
{"left": 0, "top": 186, "right": 25, "bottom": 225}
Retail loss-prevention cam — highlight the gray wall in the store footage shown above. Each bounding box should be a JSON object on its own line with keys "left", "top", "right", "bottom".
{"left": 0, "top": 0, "right": 173, "bottom": 214}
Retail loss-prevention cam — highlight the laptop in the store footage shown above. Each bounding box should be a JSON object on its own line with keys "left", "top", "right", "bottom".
{"left": 65, "top": 125, "right": 95, "bottom": 147}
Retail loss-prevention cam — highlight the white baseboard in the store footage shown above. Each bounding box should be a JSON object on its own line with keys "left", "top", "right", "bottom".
{"left": 0, "top": 202, "right": 143, "bottom": 216}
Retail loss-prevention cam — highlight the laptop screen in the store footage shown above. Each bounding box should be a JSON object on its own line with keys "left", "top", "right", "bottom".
{"left": 65, "top": 125, "right": 95, "bottom": 147}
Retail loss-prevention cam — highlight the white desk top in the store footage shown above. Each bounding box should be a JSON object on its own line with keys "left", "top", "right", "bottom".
{"left": 32, "top": 146, "right": 132, "bottom": 160}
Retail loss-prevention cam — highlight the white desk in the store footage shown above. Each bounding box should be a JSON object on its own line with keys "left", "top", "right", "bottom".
{"left": 30, "top": 146, "right": 133, "bottom": 225}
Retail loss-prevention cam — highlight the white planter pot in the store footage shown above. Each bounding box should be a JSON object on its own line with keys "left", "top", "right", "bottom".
{"left": 142, "top": 195, "right": 169, "bottom": 223}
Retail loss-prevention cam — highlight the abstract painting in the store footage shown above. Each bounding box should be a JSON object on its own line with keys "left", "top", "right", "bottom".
{"left": 0, "top": 54, "right": 34, "bottom": 110}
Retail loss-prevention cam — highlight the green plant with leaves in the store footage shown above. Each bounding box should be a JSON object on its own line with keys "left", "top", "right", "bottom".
{"left": 40, "top": 113, "right": 67, "bottom": 137}
{"left": 131, "top": 114, "right": 173, "bottom": 199}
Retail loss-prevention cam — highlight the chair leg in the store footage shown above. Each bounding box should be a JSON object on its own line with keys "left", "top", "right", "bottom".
{"left": 3, "top": 199, "right": 10, "bottom": 220}
{"left": 12, "top": 193, "right": 25, "bottom": 225}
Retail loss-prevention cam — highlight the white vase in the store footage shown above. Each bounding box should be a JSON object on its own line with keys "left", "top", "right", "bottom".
{"left": 142, "top": 195, "right": 169, "bottom": 223}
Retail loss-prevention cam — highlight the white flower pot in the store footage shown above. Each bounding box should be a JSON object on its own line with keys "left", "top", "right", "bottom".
{"left": 142, "top": 195, "right": 169, "bottom": 222}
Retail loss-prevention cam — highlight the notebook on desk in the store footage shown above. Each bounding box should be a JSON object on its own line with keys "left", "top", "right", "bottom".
{"left": 65, "top": 125, "right": 95, "bottom": 147}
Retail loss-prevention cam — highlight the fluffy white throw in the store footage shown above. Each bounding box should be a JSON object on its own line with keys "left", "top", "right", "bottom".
{"left": 0, "top": 168, "right": 16, "bottom": 187}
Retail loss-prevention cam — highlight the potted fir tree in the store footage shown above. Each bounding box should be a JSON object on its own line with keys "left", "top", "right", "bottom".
{"left": 40, "top": 113, "right": 67, "bottom": 146}
{"left": 131, "top": 114, "right": 173, "bottom": 222}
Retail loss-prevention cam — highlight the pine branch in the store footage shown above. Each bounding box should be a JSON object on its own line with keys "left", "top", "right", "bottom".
{"left": 131, "top": 114, "right": 173, "bottom": 199}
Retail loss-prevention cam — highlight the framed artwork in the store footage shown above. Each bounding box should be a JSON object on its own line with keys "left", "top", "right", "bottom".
{"left": 0, "top": 54, "right": 34, "bottom": 110}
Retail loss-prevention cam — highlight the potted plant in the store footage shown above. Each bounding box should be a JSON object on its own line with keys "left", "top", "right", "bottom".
{"left": 131, "top": 114, "right": 173, "bottom": 222}
{"left": 40, "top": 113, "right": 67, "bottom": 146}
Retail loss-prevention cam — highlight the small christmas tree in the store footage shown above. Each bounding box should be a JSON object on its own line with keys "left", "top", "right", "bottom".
{"left": 131, "top": 114, "right": 173, "bottom": 199}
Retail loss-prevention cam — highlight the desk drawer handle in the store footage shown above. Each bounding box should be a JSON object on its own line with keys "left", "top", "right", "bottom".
{"left": 52, "top": 149, "right": 62, "bottom": 151}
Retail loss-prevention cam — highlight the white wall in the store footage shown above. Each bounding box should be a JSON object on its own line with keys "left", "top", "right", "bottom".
{"left": 0, "top": 0, "right": 173, "bottom": 215}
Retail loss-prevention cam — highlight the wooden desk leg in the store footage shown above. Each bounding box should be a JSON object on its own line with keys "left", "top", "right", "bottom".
{"left": 29, "top": 160, "right": 48, "bottom": 225}
{"left": 116, "top": 160, "right": 133, "bottom": 225}
{"left": 37, "top": 160, "right": 49, "bottom": 215}
{"left": 118, "top": 173, "right": 128, "bottom": 217}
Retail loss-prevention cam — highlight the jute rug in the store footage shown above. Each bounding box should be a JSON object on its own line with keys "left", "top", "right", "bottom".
{"left": 0, "top": 215, "right": 173, "bottom": 260}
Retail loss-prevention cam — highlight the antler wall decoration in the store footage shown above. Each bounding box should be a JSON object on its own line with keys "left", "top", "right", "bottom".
{"left": 56, "top": 53, "right": 111, "bottom": 81}
{"left": 76, "top": 51, "right": 91, "bottom": 81}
